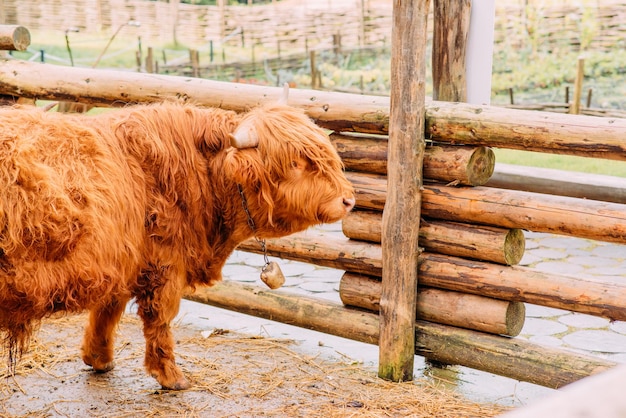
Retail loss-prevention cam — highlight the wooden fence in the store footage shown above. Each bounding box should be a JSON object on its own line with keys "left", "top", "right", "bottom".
{"left": 1, "top": 0, "right": 624, "bottom": 53}
{"left": 1, "top": 52, "right": 624, "bottom": 388}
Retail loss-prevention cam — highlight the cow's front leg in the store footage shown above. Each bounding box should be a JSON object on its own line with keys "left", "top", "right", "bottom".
{"left": 135, "top": 264, "right": 189, "bottom": 390}
{"left": 82, "top": 298, "right": 128, "bottom": 372}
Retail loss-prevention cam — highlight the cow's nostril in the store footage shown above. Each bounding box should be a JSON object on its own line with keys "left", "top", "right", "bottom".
{"left": 343, "top": 197, "right": 356, "bottom": 211}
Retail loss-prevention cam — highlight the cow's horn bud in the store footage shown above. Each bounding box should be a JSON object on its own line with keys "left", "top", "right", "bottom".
{"left": 277, "top": 83, "right": 289, "bottom": 106}
{"left": 230, "top": 119, "right": 259, "bottom": 149}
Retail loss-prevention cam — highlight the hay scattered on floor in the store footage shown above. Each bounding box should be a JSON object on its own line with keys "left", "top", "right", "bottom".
{"left": 1, "top": 313, "right": 512, "bottom": 417}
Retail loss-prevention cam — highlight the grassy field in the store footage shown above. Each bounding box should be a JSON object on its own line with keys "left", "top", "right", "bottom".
{"left": 9, "top": 31, "right": 180, "bottom": 68}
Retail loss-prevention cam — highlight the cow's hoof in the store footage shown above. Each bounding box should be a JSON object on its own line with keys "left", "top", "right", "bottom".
{"left": 83, "top": 355, "right": 115, "bottom": 373}
{"left": 93, "top": 362, "right": 116, "bottom": 373}
{"left": 160, "top": 376, "right": 191, "bottom": 391}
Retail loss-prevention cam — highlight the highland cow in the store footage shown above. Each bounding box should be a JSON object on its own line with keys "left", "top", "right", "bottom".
{"left": 0, "top": 88, "right": 355, "bottom": 390}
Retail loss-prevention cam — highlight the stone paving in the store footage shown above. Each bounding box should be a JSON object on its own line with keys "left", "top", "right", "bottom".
{"left": 518, "top": 232, "right": 626, "bottom": 364}
{"left": 195, "top": 222, "right": 626, "bottom": 406}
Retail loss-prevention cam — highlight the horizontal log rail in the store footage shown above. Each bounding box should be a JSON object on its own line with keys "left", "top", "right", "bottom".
{"left": 342, "top": 210, "right": 525, "bottom": 265}
{"left": 330, "top": 133, "right": 496, "bottom": 186}
{"left": 236, "top": 232, "right": 626, "bottom": 321}
{"left": 339, "top": 273, "right": 525, "bottom": 337}
{"left": 0, "top": 59, "right": 389, "bottom": 134}
{"left": 347, "top": 172, "right": 626, "bottom": 244}
{"left": 185, "top": 281, "right": 617, "bottom": 389}
{"left": 488, "top": 163, "right": 626, "bottom": 205}
{"left": 1, "top": 60, "right": 625, "bottom": 159}
{"left": 425, "top": 103, "right": 626, "bottom": 161}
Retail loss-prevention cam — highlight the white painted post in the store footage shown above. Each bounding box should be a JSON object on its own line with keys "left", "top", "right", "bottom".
{"left": 466, "top": 0, "right": 496, "bottom": 105}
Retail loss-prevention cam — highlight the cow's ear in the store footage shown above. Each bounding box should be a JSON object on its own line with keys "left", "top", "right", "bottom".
{"left": 223, "top": 148, "right": 261, "bottom": 185}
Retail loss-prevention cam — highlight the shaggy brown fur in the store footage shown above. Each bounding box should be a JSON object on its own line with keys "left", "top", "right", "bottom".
{"left": 0, "top": 101, "right": 355, "bottom": 390}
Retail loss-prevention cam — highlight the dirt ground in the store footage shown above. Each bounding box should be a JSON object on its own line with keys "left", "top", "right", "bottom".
{"left": 0, "top": 313, "right": 511, "bottom": 418}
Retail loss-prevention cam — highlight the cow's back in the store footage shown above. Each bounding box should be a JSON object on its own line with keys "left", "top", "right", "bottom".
{"left": 0, "top": 106, "right": 146, "bottom": 318}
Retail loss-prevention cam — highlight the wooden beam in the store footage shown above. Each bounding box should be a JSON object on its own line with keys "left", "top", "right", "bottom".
{"left": 187, "top": 281, "right": 379, "bottom": 346}
{"left": 379, "top": 0, "right": 430, "bottom": 382}
{"left": 421, "top": 143, "right": 495, "bottom": 186}
{"left": 425, "top": 103, "right": 626, "bottom": 161}
{"left": 185, "top": 281, "right": 617, "bottom": 389}
{"left": 342, "top": 210, "right": 525, "bottom": 265}
{"left": 340, "top": 273, "right": 525, "bottom": 337}
{"left": 0, "top": 59, "right": 390, "bottom": 134}
{"left": 330, "top": 133, "right": 495, "bottom": 186}
{"left": 432, "top": 0, "right": 470, "bottom": 101}
{"left": 346, "top": 172, "right": 626, "bottom": 244}
{"left": 236, "top": 232, "right": 626, "bottom": 321}
{"left": 415, "top": 319, "right": 614, "bottom": 389}
{"left": 487, "top": 163, "right": 626, "bottom": 205}
{"left": 1, "top": 60, "right": 625, "bottom": 161}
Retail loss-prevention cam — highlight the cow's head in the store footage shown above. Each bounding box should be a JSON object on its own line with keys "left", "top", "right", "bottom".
{"left": 223, "top": 86, "right": 355, "bottom": 237}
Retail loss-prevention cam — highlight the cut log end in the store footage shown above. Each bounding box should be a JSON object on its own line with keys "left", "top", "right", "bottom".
{"left": 506, "top": 301, "right": 526, "bottom": 337}
{"left": 0, "top": 25, "right": 31, "bottom": 51}
{"left": 504, "top": 228, "right": 526, "bottom": 265}
{"left": 467, "top": 146, "right": 496, "bottom": 186}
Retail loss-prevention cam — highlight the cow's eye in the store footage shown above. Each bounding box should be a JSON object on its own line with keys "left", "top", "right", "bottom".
{"left": 290, "top": 158, "right": 313, "bottom": 174}
{"left": 291, "top": 160, "right": 309, "bottom": 171}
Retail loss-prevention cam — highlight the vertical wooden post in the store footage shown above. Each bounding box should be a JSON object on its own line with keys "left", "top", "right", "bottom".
{"left": 136, "top": 36, "right": 143, "bottom": 72}
{"left": 189, "top": 49, "right": 199, "bottom": 78}
{"left": 310, "top": 50, "right": 317, "bottom": 89}
{"left": 432, "top": 0, "right": 471, "bottom": 101}
{"left": 332, "top": 33, "right": 342, "bottom": 55}
{"left": 569, "top": 56, "right": 585, "bottom": 115}
{"left": 251, "top": 42, "right": 256, "bottom": 72}
{"left": 145, "top": 47, "right": 154, "bottom": 73}
{"left": 379, "top": 0, "right": 430, "bottom": 382}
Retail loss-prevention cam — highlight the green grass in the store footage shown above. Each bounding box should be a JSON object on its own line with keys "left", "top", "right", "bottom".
{"left": 494, "top": 148, "right": 626, "bottom": 178}
{"left": 491, "top": 49, "right": 626, "bottom": 93}
{"left": 10, "top": 29, "right": 200, "bottom": 69}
